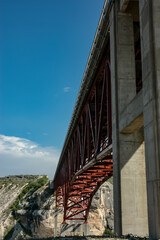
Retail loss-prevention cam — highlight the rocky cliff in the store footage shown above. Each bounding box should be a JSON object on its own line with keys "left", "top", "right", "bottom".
{"left": 0, "top": 175, "right": 113, "bottom": 239}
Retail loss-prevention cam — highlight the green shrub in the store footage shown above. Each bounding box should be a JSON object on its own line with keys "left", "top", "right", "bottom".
{"left": 103, "top": 227, "right": 114, "bottom": 236}
{"left": 9, "top": 176, "right": 48, "bottom": 213}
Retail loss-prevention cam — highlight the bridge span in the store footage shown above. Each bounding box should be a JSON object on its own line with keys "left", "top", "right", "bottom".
{"left": 54, "top": 0, "right": 160, "bottom": 239}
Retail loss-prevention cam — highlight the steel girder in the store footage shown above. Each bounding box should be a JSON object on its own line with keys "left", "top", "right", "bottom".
{"left": 54, "top": 45, "right": 112, "bottom": 223}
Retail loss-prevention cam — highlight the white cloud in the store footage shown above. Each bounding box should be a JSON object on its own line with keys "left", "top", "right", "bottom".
{"left": 0, "top": 135, "right": 60, "bottom": 179}
{"left": 63, "top": 86, "right": 71, "bottom": 92}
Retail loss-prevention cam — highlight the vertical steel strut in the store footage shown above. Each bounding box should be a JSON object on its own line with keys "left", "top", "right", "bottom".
{"left": 54, "top": 44, "right": 113, "bottom": 222}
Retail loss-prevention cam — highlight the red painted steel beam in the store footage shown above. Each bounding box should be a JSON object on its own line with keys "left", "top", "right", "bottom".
{"left": 54, "top": 42, "right": 113, "bottom": 222}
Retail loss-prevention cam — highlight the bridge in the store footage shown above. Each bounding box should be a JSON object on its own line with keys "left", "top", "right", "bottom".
{"left": 54, "top": 0, "right": 160, "bottom": 239}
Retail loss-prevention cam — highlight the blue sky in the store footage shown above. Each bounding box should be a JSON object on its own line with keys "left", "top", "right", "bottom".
{"left": 0, "top": 0, "right": 105, "bottom": 178}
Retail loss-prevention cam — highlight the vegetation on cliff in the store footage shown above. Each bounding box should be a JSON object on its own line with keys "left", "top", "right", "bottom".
{"left": 0, "top": 175, "right": 50, "bottom": 240}
{"left": 0, "top": 175, "right": 114, "bottom": 240}
{"left": 9, "top": 175, "right": 48, "bottom": 213}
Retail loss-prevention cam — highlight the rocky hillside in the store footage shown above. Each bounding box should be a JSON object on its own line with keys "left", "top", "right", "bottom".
{"left": 0, "top": 175, "right": 113, "bottom": 240}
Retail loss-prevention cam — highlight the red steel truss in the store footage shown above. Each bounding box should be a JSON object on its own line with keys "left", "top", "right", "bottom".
{"left": 54, "top": 45, "right": 113, "bottom": 223}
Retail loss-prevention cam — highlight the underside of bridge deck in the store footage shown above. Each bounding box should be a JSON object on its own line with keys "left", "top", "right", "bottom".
{"left": 54, "top": 43, "right": 113, "bottom": 223}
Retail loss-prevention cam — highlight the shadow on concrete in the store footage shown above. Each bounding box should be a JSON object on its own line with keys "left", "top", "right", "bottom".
{"left": 61, "top": 223, "right": 81, "bottom": 234}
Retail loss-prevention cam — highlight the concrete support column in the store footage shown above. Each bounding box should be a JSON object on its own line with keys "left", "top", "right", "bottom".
{"left": 139, "top": 0, "right": 160, "bottom": 238}
{"left": 61, "top": 222, "right": 90, "bottom": 236}
{"left": 54, "top": 208, "right": 58, "bottom": 237}
{"left": 110, "top": 6, "right": 136, "bottom": 236}
{"left": 110, "top": 6, "right": 148, "bottom": 236}
{"left": 120, "top": 130, "right": 148, "bottom": 236}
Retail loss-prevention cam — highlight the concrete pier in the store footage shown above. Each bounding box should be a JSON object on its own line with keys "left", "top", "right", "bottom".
{"left": 54, "top": 208, "right": 58, "bottom": 237}
{"left": 61, "top": 222, "right": 90, "bottom": 237}
{"left": 110, "top": 0, "right": 160, "bottom": 238}
{"left": 139, "top": 0, "right": 160, "bottom": 238}
{"left": 110, "top": 0, "right": 148, "bottom": 237}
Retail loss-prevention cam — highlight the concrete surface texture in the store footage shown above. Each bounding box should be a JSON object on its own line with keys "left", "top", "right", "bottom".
{"left": 60, "top": 222, "right": 90, "bottom": 237}
{"left": 110, "top": 7, "right": 148, "bottom": 236}
{"left": 110, "top": 0, "right": 160, "bottom": 239}
{"left": 139, "top": 0, "right": 160, "bottom": 239}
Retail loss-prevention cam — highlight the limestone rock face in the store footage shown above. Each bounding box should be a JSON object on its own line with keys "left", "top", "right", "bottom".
{"left": 32, "top": 210, "right": 55, "bottom": 237}
{"left": 0, "top": 177, "right": 28, "bottom": 240}
{"left": 0, "top": 175, "right": 113, "bottom": 239}
{"left": 89, "top": 181, "right": 114, "bottom": 235}
{"left": 0, "top": 175, "right": 48, "bottom": 240}
{"left": 27, "top": 180, "right": 114, "bottom": 237}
